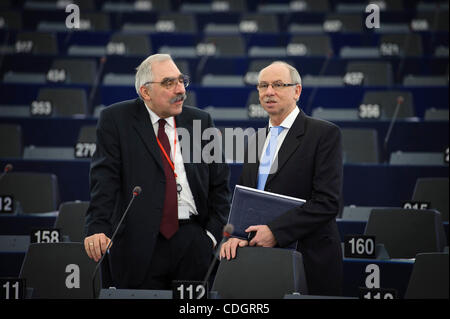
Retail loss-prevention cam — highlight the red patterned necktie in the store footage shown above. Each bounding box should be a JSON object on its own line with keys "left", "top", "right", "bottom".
{"left": 157, "top": 119, "right": 178, "bottom": 239}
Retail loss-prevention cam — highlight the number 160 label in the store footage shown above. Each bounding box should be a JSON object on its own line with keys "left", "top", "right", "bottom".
{"left": 344, "top": 235, "right": 376, "bottom": 259}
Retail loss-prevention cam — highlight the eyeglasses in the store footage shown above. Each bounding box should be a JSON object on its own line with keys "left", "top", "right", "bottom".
{"left": 144, "top": 74, "right": 190, "bottom": 90}
{"left": 257, "top": 81, "right": 298, "bottom": 91}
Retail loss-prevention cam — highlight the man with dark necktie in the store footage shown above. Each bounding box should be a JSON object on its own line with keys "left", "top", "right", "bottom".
{"left": 84, "top": 54, "right": 230, "bottom": 289}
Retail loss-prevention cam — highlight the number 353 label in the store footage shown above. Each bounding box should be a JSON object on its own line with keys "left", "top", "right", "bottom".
{"left": 344, "top": 235, "right": 376, "bottom": 259}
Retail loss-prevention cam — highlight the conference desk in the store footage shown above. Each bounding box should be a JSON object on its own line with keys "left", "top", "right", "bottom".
{"left": 0, "top": 242, "right": 416, "bottom": 299}
{"left": 1, "top": 213, "right": 447, "bottom": 300}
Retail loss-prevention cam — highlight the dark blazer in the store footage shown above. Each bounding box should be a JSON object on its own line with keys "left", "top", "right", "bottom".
{"left": 85, "top": 98, "right": 230, "bottom": 288}
{"left": 239, "top": 108, "right": 343, "bottom": 296}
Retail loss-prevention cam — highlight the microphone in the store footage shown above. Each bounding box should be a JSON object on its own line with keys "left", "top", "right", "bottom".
{"left": 0, "top": 163, "right": 13, "bottom": 182}
{"left": 202, "top": 223, "right": 234, "bottom": 290}
{"left": 383, "top": 96, "right": 404, "bottom": 163}
{"left": 91, "top": 186, "right": 142, "bottom": 298}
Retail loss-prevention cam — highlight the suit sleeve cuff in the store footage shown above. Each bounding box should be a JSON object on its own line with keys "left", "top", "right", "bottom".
{"left": 205, "top": 230, "right": 217, "bottom": 248}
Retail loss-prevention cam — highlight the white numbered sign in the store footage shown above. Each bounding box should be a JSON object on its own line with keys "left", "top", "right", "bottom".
{"left": 402, "top": 201, "right": 430, "bottom": 210}
{"left": 359, "top": 287, "right": 397, "bottom": 299}
{"left": 31, "top": 228, "right": 61, "bottom": 243}
{"left": 0, "top": 195, "right": 14, "bottom": 214}
{"left": 344, "top": 235, "right": 376, "bottom": 259}
{"left": 74, "top": 142, "right": 96, "bottom": 158}
{"left": 173, "top": 281, "right": 207, "bottom": 299}
{"left": 1, "top": 278, "right": 25, "bottom": 299}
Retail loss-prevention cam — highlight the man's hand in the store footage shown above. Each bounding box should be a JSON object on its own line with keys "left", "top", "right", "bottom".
{"left": 219, "top": 237, "right": 248, "bottom": 260}
{"left": 246, "top": 225, "right": 277, "bottom": 247}
{"left": 84, "top": 233, "right": 111, "bottom": 262}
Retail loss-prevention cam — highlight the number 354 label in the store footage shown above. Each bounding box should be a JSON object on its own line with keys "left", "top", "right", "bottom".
{"left": 344, "top": 235, "right": 376, "bottom": 259}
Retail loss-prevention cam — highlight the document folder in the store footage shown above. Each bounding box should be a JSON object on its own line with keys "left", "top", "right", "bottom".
{"left": 228, "top": 185, "right": 306, "bottom": 249}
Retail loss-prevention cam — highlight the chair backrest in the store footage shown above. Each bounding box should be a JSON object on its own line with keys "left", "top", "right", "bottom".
{"left": 404, "top": 252, "right": 449, "bottom": 299}
{"left": 19, "top": 243, "right": 100, "bottom": 298}
{"left": 78, "top": 125, "right": 97, "bottom": 143}
{"left": 240, "top": 13, "right": 279, "bottom": 33}
{"left": 203, "top": 35, "right": 246, "bottom": 56}
{"left": 379, "top": 33, "right": 423, "bottom": 57}
{"left": 290, "top": 35, "right": 332, "bottom": 56}
{"left": 0, "top": 124, "right": 22, "bottom": 158}
{"left": 157, "top": 13, "right": 197, "bottom": 33}
{"left": 108, "top": 33, "right": 152, "bottom": 56}
{"left": 54, "top": 201, "right": 89, "bottom": 242}
{"left": 212, "top": 247, "right": 308, "bottom": 298}
{"left": 341, "top": 128, "right": 379, "bottom": 163}
{"left": 37, "top": 88, "right": 87, "bottom": 117}
{"left": 364, "top": 209, "right": 447, "bottom": 258}
{"left": 412, "top": 178, "right": 449, "bottom": 222}
{"left": 361, "top": 91, "right": 415, "bottom": 119}
{"left": 16, "top": 31, "right": 58, "bottom": 54}
{"left": 0, "top": 172, "right": 59, "bottom": 213}
{"left": 346, "top": 61, "right": 394, "bottom": 86}
{"left": 51, "top": 58, "right": 97, "bottom": 85}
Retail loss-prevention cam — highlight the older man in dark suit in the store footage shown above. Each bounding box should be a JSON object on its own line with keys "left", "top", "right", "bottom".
{"left": 220, "top": 61, "right": 343, "bottom": 296}
{"left": 84, "top": 54, "right": 230, "bottom": 289}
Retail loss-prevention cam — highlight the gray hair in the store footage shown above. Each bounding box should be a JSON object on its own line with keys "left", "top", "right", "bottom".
{"left": 258, "top": 61, "right": 302, "bottom": 86}
{"left": 135, "top": 53, "right": 173, "bottom": 97}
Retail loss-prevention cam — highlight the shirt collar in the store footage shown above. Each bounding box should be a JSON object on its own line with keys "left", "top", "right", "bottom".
{"left": 269, "top": 106, "right": 300, "bottom": 130}
{"left": 144, "top": 101, "right": 175, "bottom": 128}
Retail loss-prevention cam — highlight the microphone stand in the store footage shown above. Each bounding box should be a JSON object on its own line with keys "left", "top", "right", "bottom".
{"left": 383, "top": 96, "right": 404, "bottom": 163}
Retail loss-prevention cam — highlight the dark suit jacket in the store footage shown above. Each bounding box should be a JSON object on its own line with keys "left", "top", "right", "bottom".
{"left": 85, "top": 98, "right": 230, "bottom": 288}
{"left": 239, "top": 108, "right": 343, "bottom": 296}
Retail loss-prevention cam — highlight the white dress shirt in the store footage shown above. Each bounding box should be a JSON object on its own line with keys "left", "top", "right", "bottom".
{"left": 260, "top": 106, "right": 300, "bottom": 166}
{"left": 144, "top": 104, "right": 217, "bottom": 246}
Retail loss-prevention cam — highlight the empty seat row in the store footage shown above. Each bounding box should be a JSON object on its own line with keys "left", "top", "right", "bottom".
{"left": 1, "top": 5, "right": 448, "bottom": 33}
{"left": 0, "top": 123, "right": 96, "bottom": 159}
{"left": 3, "top": 30, "right": 448, "bottom": 58}
{"left": 341, "top": 177, "right": 449, "bottom": 221}
{"left": 3, "top": 54, "right": 448, "bottom": 88}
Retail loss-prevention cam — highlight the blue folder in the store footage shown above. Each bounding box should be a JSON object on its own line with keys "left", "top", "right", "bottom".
{"left": 228, "top": 185, "right": 306, "bottom": 249}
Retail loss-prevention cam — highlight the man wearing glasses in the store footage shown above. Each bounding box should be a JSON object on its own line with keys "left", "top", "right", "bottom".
{"left": 220, "top": 61, "right": 344, "bottom": 296}
{"left": 84, "top": 54, "right": 230, "bottom": 290}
